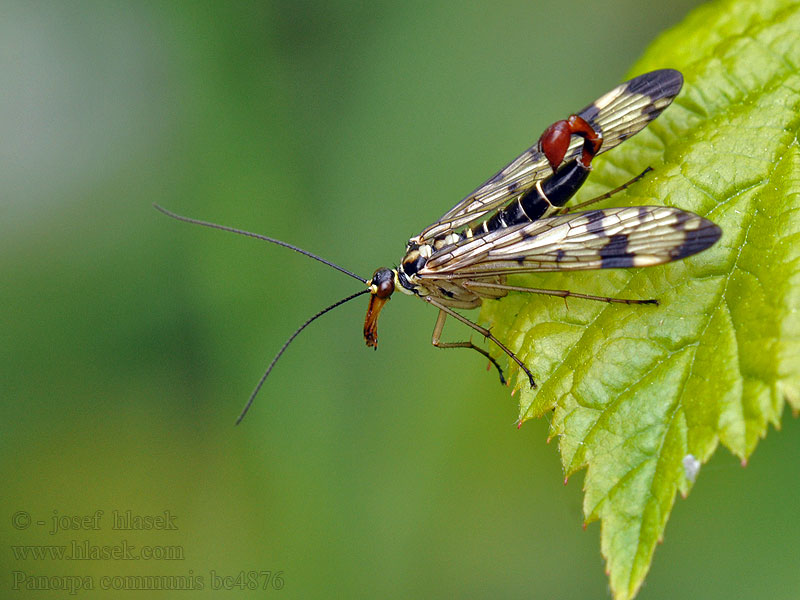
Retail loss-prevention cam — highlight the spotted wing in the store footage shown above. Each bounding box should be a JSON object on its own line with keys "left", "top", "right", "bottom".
{"left": 417, "top": 69, "right": 684, "bottom": 242}
{"left": 419, "top": 206, "right": 721, "bottom": 278}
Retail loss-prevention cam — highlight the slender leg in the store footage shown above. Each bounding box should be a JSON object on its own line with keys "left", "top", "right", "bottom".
{"left": 462, "top": 280, "right": 658, "bottom": 305}
{"left": 425, "top": 298, "right": 537, "bottom": 388}
{"left": 554, "top": 167, "right": 653, "bottom": 215}
{"left": 430, "top": 309, "right": 507, "bottom": 385}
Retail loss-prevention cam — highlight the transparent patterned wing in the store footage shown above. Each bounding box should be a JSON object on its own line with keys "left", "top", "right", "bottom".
{"left": 419, "top": 206, "right": 720, "bottom": 278}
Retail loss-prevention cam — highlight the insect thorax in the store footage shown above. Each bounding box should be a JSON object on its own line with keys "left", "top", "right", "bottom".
{"left": 397, "top": 236, "right": 506, "bottom": 308}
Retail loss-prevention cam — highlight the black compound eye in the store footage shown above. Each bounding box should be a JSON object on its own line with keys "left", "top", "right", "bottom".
{"left": 371, "top": 268, "right": 395, "bottom": 299}
{"left": 377, "top": 278, "right": 394, "bottom": 298}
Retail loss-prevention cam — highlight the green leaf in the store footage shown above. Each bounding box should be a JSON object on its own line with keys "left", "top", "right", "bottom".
{"left": 479, "top": 0, "right": 800, "bottom": 598}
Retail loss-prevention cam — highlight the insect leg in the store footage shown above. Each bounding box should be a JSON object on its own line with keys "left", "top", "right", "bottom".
{"left": 430, "top": 309, "right": 507, "bottom": 385}
{"left": 425, "top": 298, "right": 536, "bottom": 388}
{"left": 463, "top": 280, "right": 658, "bottom": 305}
{"left": 555, "top": 167, "right": 653, "bottom": 215}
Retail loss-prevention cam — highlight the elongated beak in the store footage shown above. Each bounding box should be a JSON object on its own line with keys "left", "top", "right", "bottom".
{"left": 363, "top": 294, "right": 389, "bottom": 349}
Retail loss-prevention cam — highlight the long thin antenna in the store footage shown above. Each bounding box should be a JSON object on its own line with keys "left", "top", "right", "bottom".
{"left": 235, "top": 288, "right": 370, "bottom": 424}
{"left": 154, "top": 204, "right": 367, "bottom": 284}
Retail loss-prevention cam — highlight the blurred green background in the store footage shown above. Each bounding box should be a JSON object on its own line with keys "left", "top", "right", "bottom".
{"left": 3, "top": 1, "right": 799, "bottom": 598}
